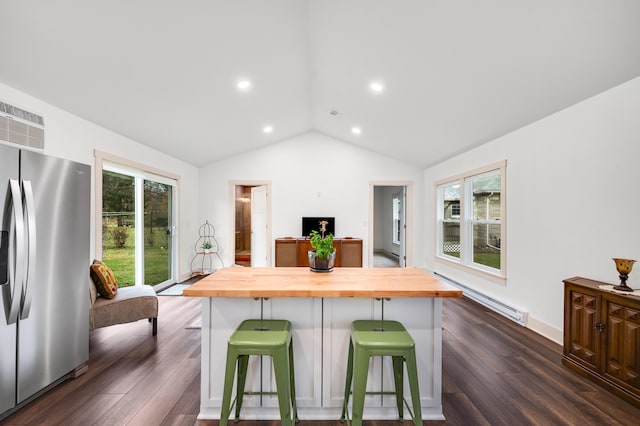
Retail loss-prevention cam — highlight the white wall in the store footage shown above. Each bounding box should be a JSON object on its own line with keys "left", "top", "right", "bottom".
{"left": 424, "top": 76, "right": 640, "bottom": 343}
{"left": 199, "top": 132, "right": 424, "bottom": 267}
{"left": 373, "top": 186, "right": 387, "bottom": 250}
{"left": 0, "top": 82, "right": 200, "bottom": 281}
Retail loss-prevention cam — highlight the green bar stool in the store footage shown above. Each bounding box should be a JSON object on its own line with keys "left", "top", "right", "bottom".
{"left": 340, "top": 320, "right": 423, "bottom": 426}
{"left": 220, "top": 319, "right": 298, "bottom": 426}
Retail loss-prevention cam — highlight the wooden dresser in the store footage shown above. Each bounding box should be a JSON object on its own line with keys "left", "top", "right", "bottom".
{"left": 275, "top": 237, "right": 363, "bottom": 267}
{"left": 563, "top": 276, "right": 640, "bottom": 408}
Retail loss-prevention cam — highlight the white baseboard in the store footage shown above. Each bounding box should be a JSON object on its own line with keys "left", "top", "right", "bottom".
{"left": 374, "top": 248, "right": 399, "bottom": 259}
{"left": 434, "top": 272, "right": 563, "bottom": 345}
{"left": 526, "top": 315, "right": 562, "bottom": 345}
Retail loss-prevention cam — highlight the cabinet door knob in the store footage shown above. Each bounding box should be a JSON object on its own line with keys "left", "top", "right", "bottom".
{"left": 594, "top": 322, "right": 605, "bottom": 332}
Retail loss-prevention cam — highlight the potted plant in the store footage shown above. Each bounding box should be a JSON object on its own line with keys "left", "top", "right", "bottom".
{"left": 201, "top": 240, "right": 213, "bottom": 254}
{"left": 308, "top": 225, "right": 336, "bottom": 272}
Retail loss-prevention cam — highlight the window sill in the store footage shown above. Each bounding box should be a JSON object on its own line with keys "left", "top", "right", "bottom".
{"left": 435, "top": 255, "right": 506, "bottom": 286}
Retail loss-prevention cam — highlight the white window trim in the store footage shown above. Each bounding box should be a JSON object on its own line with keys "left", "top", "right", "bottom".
{"left": 435, "top": 160, "right": 506, "bottom": 284}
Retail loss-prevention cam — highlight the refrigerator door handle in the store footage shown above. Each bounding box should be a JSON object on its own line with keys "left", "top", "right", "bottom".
{"left": 2, "top": 179, "right": 25, "bottom": 324}
{"left": 20, "top": 180, "right": 36, "bottom": 319}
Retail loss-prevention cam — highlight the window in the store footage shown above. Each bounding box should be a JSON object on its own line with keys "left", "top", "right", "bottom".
{"left": 450, "top": 202, "right": 460, "bottom": 218}
{"left": 392, "top": 193, "right": 401, "bottom": 245}
{"left": 440, "top": 183, "right": 461, "bottom": 258}
{"left": 436, "top": 161, "right": 505, "bottom": 279}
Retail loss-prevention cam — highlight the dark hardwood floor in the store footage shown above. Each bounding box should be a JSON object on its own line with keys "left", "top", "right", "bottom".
{"left": 3, "top": 292, "right": 640, "bottom": 425}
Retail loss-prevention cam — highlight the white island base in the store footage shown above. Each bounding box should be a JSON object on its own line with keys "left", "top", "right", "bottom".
{"left": 197, "top": 296, "right": 445, "bottom": 421}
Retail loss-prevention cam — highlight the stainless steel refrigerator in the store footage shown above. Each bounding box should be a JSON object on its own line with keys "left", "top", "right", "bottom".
{"left": 1, "top": 144, "right": 90, "bottom": 419}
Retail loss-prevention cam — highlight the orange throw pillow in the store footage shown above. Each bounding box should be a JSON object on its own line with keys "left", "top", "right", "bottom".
{"left": 90, "top": 259, "right": 118, "bottom": 299}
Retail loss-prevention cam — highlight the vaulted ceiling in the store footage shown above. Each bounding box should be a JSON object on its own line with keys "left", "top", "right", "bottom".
{"left": 2, "top": 1, "right": 640, "bottom": 168}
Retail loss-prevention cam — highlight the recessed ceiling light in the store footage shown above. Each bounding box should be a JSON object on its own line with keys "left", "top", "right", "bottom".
{"left": 237, "top": 79, "right": 252, "bottom": 91}
{"left": 263, "top": 125, "right": 273, "bottom": 134}
{"left": 370, "top": 81, "right": 384, "bottom": 93}
{"left": 351, "top": 126, "right": 362, "bottom": 135}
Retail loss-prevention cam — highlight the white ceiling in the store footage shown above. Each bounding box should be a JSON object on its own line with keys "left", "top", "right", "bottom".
{"left": 2, "top": 1, "right": 640, "bottom": 168}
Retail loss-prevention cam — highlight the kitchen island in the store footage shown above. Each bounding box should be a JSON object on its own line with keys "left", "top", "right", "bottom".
{"left": 183, "top": 267, "right": 462, "bottom": 421}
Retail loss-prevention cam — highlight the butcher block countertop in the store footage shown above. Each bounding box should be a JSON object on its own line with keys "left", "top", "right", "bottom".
{"left": 182, "top": 267, "right": 462, "bottom": 298}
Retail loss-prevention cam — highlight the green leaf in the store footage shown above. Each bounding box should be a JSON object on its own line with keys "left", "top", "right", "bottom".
{"left": 309, "top": 230, "right": 335, "bottom": 259}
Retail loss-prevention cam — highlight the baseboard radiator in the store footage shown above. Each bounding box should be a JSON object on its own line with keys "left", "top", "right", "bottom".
{"left": 435, "top": 273, "right": 528, "bottom": 326}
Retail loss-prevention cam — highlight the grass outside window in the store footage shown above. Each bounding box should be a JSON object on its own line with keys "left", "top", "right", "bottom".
{"left": 103, "top": 226, "right": 169, "bottom": 287}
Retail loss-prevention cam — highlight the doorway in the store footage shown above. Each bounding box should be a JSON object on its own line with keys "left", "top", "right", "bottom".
{"left": 231, "top": 182, "right": 271, "bottom": 267}
{"left": 371, "top": 184, "right": 409, "bottom": 267}
{"left": 234, "top": 186, "right": 252, "bottom": 266}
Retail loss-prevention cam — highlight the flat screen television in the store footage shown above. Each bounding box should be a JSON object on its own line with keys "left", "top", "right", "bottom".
{"left": 302, "top": 217, "right": 335, "bottom": 237}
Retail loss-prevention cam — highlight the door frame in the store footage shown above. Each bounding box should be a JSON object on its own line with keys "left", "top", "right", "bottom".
{"left": 250, "top": 185, "right": 268, "bottom": 267}
{"left": 369, "top": 181, "right": 412, "bottom": 267}
{"left": 94, "top": 150, "right": 180, "bottom": 287}
{"left": 229, "top": 180, "right": 272, "bottom": 267}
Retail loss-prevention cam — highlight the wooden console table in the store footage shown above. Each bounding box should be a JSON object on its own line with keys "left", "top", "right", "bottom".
{"left": 183, "top": 267, "right": 461, "bottom": 421}
{"left": 563, "top": 276, "right": 640, "bottom": 408}
{"left": 275, "top": 237, "right": 363, "bottom": 267}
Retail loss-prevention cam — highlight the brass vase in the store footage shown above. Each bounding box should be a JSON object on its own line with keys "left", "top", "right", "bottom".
{"left": 612, "top": 258, "right": 636, "bottom": 292}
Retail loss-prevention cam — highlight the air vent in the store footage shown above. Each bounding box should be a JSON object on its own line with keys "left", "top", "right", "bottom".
{"left": 0, "top": 101, "right": 45, "bottom": 149}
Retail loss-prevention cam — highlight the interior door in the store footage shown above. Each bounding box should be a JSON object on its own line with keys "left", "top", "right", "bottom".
{"left": 250, "top": 185, "right": 268, "bottom": 267}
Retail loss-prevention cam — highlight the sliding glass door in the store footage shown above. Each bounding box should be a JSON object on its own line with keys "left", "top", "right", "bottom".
{"left": 102, "top": 165, "right": 176, "bottom": 288}
{"left": 143, "top": 179, "right": 172, "bottom": 286}
{"left": 102, "top": 170, "right": 136, "bottom": 287}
